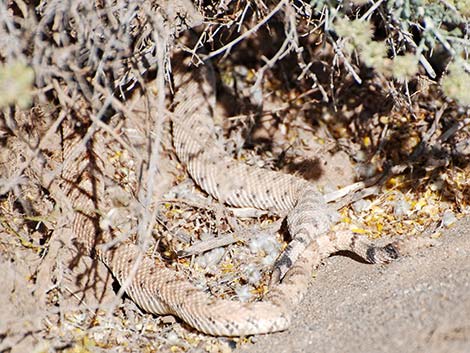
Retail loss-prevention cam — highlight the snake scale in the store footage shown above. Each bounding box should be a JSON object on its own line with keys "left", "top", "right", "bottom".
{"left": 42, "top": 0, "right": 400, "bottom": 336}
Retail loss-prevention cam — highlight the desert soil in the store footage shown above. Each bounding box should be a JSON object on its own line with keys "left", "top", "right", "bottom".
{"left": 2, "top": 175, "right": 469, "bottom": 353}
{"left": 237, "top": 218, "right": 470, "bottom": 353}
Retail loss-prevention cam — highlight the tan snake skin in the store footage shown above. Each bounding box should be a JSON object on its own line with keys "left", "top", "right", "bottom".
{"left": 40, "top": 1, "right": 400, "bottom": 336}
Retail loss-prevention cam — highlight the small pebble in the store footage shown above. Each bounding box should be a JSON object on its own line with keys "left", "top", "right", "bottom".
{"left": 394, "top": 198, "right": 411, "bottom": 217}
{"left": 249, "top": 234, "right": 280, "bottom": 256}
{"left": 352, "top": 199, "right": 371, "bottom": 213}
{"left": 165, "top": 330, "right": 180, "bottom": 345}
{"left": 243, "top": 264, "right": 261, "bottom": 285}
{"left": 356, "top": 163, "right": 377, "bottom": 178}
{"left": 262, "top": 253, "right": 277, "bottom": 266}
{"left": 196, "top": 248, "right": 225, "bottom": 269}
{"left": 354, "top": 150, "right": 367, "bottom": 163}
{"left": 442, "top": 210, "right": 457, "bottom": 228}
{"left": 235, "top": 285, "right": 252, "bottom": 302}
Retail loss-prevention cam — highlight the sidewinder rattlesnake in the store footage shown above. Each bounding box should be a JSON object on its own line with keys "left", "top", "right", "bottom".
{"left": 38, "top": 0, "right": 400, "bottom": 336}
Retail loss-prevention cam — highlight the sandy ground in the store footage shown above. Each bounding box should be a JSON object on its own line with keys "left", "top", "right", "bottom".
{"left": 237, "top": 218, "right": 470, "bottom": 353}
{"left": 1, "top": 113, "right": 469, "bottom": 352}
{"left": 1, "top": 158, "right": 469, "bottom": 352}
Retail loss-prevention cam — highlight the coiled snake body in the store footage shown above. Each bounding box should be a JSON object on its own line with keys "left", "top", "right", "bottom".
{"left": 49, "top": 2, "right": 399, "bottom": 336}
